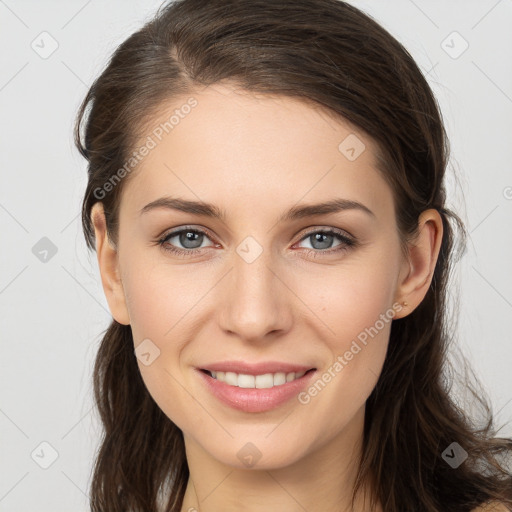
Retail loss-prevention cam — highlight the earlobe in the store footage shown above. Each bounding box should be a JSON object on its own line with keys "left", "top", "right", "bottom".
{"left": 394, "top": 209, "right": 443, "bottom": 319}
{"left": 91, "top": 203, "right": 131, "bottom": 325}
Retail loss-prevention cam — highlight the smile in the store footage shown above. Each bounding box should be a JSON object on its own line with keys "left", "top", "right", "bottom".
{"left": 196, "top": 367, "right": 318, "bottom": 413}
{"left": 203, "top": 369, "right": 314, "bottom": 388}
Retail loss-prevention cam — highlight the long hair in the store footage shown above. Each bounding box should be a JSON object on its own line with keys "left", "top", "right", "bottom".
{"left": 74, "top": 1, "right": 512, "bottom": 510}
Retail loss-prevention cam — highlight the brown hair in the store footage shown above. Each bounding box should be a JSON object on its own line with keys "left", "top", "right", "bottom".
{"left": 74, "top": 1, "right": 512, "bottom": 510}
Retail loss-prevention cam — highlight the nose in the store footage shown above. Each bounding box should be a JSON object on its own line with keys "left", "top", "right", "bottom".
{"left": 217, "top": 243, "right": 293, "bottom": 343}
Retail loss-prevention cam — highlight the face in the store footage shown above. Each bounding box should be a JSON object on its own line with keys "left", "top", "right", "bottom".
{"left": 98, "top": 83, "right": 414, "bottom": 470}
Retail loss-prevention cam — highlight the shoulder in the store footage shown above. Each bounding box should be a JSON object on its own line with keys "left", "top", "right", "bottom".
{"left": 471, "top": 501, "right": 510, "bottom": 512}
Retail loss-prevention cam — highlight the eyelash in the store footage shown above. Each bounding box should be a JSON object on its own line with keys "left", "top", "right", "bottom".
{"left": 156, "top": 226, "right": 357, "bottom": 259}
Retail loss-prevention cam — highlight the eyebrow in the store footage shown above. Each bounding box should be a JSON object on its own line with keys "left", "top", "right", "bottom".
{"left": 139, "top": 196, "right": 375, "bottom": 221}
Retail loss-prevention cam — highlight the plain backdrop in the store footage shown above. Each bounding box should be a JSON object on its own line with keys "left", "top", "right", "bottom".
{"left": 0, "top": 1, "right": 511, "bottom": 510}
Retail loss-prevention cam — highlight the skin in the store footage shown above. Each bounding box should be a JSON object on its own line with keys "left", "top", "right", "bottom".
{"left": 91, "top": 83, "right": 443, "bottom": 512}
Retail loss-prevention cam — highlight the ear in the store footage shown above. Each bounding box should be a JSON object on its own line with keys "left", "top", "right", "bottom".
{"left": 393, "top": 208, "right": 443, "bottom": 319}
{"left": 91, "top": 202, "right": 131, "bottom": 325}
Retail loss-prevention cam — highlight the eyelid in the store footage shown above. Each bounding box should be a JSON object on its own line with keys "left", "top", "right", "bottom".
{"left": 294, "top": 225, "right": 354, "bottom": 243}
{"left": 160, "top": 225, "right": 217, "bottom": 243}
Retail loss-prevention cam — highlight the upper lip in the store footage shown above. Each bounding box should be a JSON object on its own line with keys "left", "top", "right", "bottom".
{"left": 199, "top": 361, "right": 316, "bottom": 375}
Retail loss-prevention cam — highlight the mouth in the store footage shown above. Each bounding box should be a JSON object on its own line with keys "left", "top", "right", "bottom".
{"left": 199, "top": 368, "right": 317, "bottom": 389}
{"left": 197, "top": 365, "right": 318, "bottom": 413}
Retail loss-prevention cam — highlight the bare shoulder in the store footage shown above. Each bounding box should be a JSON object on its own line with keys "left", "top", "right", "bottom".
{"left": 471, "top": 501, "right": 510, "bottom": 512}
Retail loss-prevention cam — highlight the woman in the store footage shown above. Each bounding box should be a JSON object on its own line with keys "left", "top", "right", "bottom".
{"left": 74, "top": 0, "right": 512, "bottom": 510}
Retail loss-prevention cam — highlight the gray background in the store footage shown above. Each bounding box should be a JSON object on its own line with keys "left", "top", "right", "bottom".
{"left": 0, "top": 0, "right": 511, "bottom": 510}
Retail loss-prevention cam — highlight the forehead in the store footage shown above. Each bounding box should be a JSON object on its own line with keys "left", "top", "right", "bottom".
{"left": 120, "top": 83, "right": 394, "bottom": 222}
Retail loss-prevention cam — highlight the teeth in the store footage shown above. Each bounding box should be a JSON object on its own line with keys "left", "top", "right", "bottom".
{"left": 207, "top": 370, "right": 309, "bottom": 388}
{"left": 255, "top": 373, "right": 274, "bottom": 388}
{"left": 238, "top": 374, "right": 255, "bottom": 388}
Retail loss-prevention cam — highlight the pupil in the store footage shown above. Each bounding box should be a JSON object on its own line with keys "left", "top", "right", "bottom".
{"left": 181, "top": 231, "right": 202, "bottom": 249}
{"left": 312, "top": 233, "right": 332, "bottom": 250}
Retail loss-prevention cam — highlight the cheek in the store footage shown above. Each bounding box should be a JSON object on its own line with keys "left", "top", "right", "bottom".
{"left": 296, "top": 251, "right": 398, "bottom": 349}
{"left": 120, "top": 254, "right": 215, "bottom": 428}
{"left": 121, "top": 251, "right": 205, "bottom": 343}
{"left": 290, "top": 253, "right": 398, "bottom": 410}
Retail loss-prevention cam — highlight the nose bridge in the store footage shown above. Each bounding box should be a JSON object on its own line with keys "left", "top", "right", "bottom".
{"left": 218, "top": 236, "right": 291, "bottom": 340}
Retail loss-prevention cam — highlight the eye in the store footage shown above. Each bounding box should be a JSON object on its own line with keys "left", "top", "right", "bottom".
{"left": 295, "top": 228, "right": 356, "bottom": 256}
{"left": 156, "top": 226, "right": 357, "bottom": 258}
{"left": 157, "top": 227, "right": 216, "bottom": 257}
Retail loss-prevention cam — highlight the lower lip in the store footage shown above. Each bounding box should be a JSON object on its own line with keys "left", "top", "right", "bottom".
{"left": 196, "top": 369, "right": 317, "bottom": 413}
